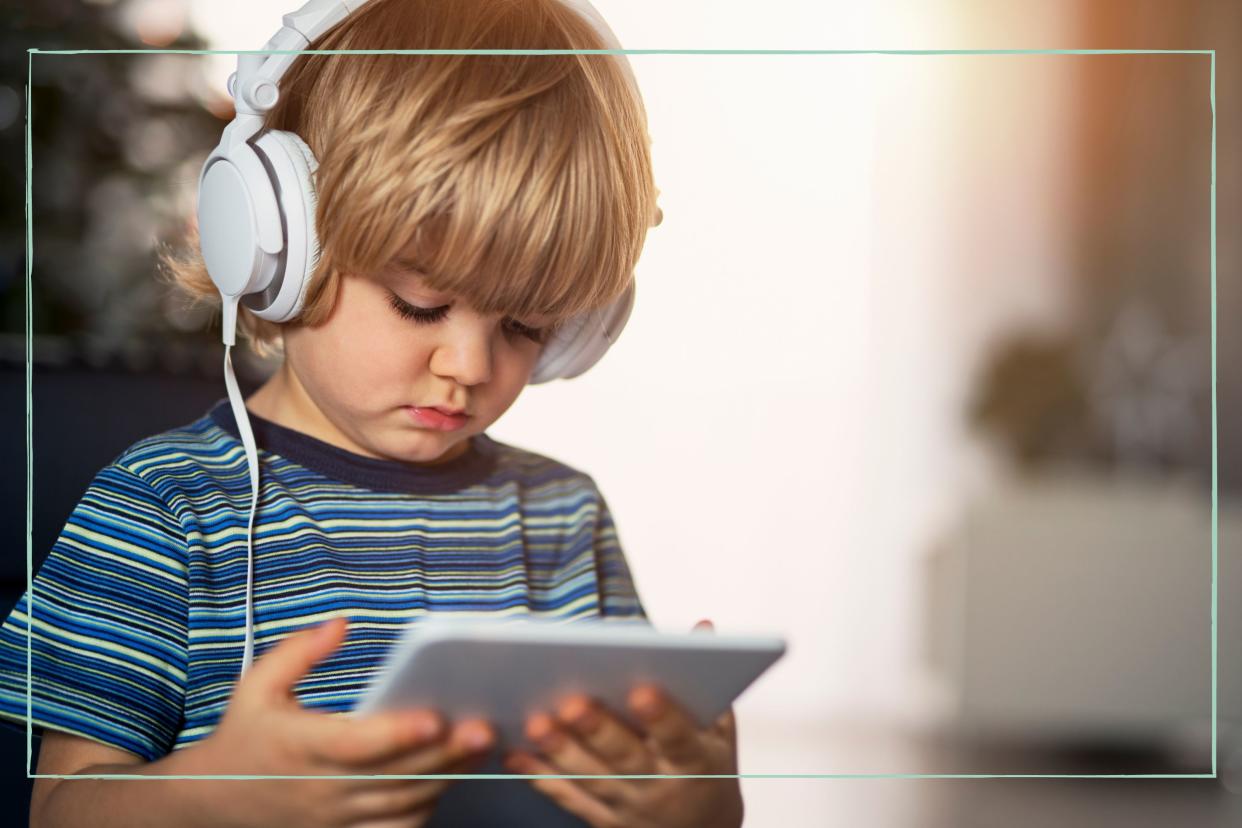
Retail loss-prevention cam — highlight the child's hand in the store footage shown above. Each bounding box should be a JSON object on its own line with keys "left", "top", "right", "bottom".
{"left": 184, "top": 617, "right": 494, "bottom": 828}
{"left": 502, "top": 620, "right": 744, "bottom": 828}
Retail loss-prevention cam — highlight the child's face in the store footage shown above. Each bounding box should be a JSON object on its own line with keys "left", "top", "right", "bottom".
{"left": 278, "top": 265, "right": 553, "bottom": 465}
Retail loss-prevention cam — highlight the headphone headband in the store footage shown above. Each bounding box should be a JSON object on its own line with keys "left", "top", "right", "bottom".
{"left": 229, "top": 1, "right": 374, "bottom": 117}
{"left": 230, "top": 0, "right": 632, "bottom": 121}
{"left": 201, "top": 0, "right": 641, "bottom": 365}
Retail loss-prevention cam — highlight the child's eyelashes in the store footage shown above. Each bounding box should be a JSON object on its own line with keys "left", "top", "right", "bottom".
{"left": 388, "top": 292, "right": 449, "bottom": 324}
{"left": 386, "top": 292, "right": 548, "bottom": 344}
{"left": 503, "top": 318, "right": 550, "bottom": 345}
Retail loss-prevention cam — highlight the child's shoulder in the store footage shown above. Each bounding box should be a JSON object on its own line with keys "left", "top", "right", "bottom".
{"left": 474, "top": 433, "right": 602, "bottom": 494}
{"left": 103, "top": 402, "right": 247, "bottom": 484}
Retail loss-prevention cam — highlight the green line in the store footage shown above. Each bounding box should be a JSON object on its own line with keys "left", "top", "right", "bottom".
{"left": 26, "top": 48, "right": 1214, "bottom": 56}
{"left": 21, "top": 48, "right": 1222, "bottom": 789}
{"left": 24, "top": 47, "right": 33, "bottom": 780}
{"left": 29, "top": 773, "right": 1221, "bottom": 781}
{"left": 1210, "top": 48, "right": 1218, "bottom": 778}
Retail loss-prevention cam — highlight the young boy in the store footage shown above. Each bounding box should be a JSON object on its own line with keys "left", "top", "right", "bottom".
{"left": 0, "top": 0, "right": 744, "bottom": 826}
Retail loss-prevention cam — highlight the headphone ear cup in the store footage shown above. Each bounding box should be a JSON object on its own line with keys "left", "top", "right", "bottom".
{"left": 530, "top": 280, "right": 636, "bottom": 384}
{"left": 279, "top": 130, "right": 322, "bottom": 277}
{"left": 198, "top": 143, "right": 281, "bottom": 306}
{"left": 244, "top": 129, "right": 321, "bottom": 323}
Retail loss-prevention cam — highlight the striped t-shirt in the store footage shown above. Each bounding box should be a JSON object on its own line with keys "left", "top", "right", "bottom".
{"left": 0, "top": 399, "right": 646, "bottom": 762}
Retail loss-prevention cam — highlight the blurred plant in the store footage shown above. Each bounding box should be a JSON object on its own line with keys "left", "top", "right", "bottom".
{"left": 2, "top": 0, "right": 264, "bottom": 379}
{"left": 969, "top": 299, "right": 1211, "bottom": 481}
{"left": 968, "top": 335, "right": 1095, "bottom": 469}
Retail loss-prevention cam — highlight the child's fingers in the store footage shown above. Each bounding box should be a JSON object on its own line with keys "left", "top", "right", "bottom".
{"left": 343, "top": 777, "right": 453, "bottom": 823}
{"left": 627, "top": 684, "right": 708, "bottom": 770}
{"left": 349, "top": 719, "right": 495, "bottom": 776}
{"left": 504, "top": 751, "right": 620, "bottom": 827}
{"left": 306, "top": 708, "right": 451, "bottom": 767}
{"left": 555, "top": 695, "right": 651, "bottom": 775}
{"left": 521, "top": 712, "right": 631, "bottom": 805}
{"left": 712, "top": 706, "right": 738, "bottom": 742}
{"left": 238, "top": 617, "right": 348, "bottom": 707}
{"left": 525, "top": 712, "right": 612, "bottom": 776}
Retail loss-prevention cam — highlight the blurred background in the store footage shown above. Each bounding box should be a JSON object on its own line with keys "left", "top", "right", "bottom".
{"left": 2, "top": 0, "right": 1240, "bottom": 825}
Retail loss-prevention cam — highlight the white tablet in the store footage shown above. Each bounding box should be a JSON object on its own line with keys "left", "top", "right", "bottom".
{"left": 352, "top": 619, "right": 786, "bottom": 747}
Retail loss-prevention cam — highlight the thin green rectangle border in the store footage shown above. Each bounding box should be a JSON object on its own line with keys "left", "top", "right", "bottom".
{"left": 24, "top": 47, "right": 1217, "bottom": 781}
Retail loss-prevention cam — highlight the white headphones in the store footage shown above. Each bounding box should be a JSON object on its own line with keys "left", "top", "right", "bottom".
{"left": 196, "top": 0, "right": 642, "bottom": 675}
{"left": 197, "top": 0, "right": 638, "bottom": 383}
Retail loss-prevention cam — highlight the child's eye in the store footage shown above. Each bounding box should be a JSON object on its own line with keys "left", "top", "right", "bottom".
{"left": 502, "top": 318, "right": 548, "bottom": 345}
{"left": 388, "top": 292, "right": 547, "bottom": 344}
{"left": 388, "top": 293, "right": 449, "bottom": 323}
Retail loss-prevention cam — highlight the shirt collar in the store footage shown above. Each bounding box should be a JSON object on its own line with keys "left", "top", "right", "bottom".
{"left": 208, "top": 398, "right": 499, "bottom": 494}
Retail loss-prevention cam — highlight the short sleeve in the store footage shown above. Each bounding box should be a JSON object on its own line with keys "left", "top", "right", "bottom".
{"left": 0, "top": 462, "right": 190, "bottom": 761}
{"left": 592, "top": 489, "right": 647, "bottom": 621}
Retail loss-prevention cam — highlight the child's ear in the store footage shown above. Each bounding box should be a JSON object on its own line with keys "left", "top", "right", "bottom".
{"left": 652, "top": 205, "right": 664, "bottom": 228}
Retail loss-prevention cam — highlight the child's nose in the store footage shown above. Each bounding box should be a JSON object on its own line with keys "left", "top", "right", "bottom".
{"left": 430, "top": 328, "right": 493, "bottom": 387}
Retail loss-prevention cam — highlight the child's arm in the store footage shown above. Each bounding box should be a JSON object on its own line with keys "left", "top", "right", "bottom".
{"left": 31, "top": 618, "right": 496, "bottom": 828}
{"left": 33, "top": 733, "right": 222, "bottom": 828}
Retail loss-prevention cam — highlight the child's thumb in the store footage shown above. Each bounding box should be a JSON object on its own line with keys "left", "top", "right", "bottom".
{"left": 239, "top": 617, "right": 348, "bottom": 704}
{"left": 692, "top": 618, "right": 715, "bottom": 633}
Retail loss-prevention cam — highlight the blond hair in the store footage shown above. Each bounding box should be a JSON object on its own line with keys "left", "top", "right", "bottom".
{"left": 160, "top": 0, "right": 658, "bottom": 356}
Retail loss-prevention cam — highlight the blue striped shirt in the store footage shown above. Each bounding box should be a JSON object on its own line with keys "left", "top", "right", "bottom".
{"left": 0, "top": 400, "right": 645, "bottom": 762}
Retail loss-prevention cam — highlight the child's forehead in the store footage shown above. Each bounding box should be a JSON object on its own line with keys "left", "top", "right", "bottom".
{"left": 358, "top": 162, "right": 647, "bottom": 323}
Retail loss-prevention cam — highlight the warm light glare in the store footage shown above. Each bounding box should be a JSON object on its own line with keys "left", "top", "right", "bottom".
{"left": 125, "top": 0, "right": 189, "bottom": 47}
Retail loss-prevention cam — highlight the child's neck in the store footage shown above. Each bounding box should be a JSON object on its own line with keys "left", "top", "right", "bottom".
{"left": 243, "top": 361, "right": 363, "bottom": 455}
{"left": 243, "top": 361, "right": 298, "bottom": 431}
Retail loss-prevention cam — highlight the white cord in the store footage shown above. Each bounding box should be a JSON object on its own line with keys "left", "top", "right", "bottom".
{"left": 221, "top": 298, "right": 261, "bottom": 677}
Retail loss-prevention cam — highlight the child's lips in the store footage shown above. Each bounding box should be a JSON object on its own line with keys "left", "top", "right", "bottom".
{"left": 404, "top": 406, "right": 470, "bottom": 431}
